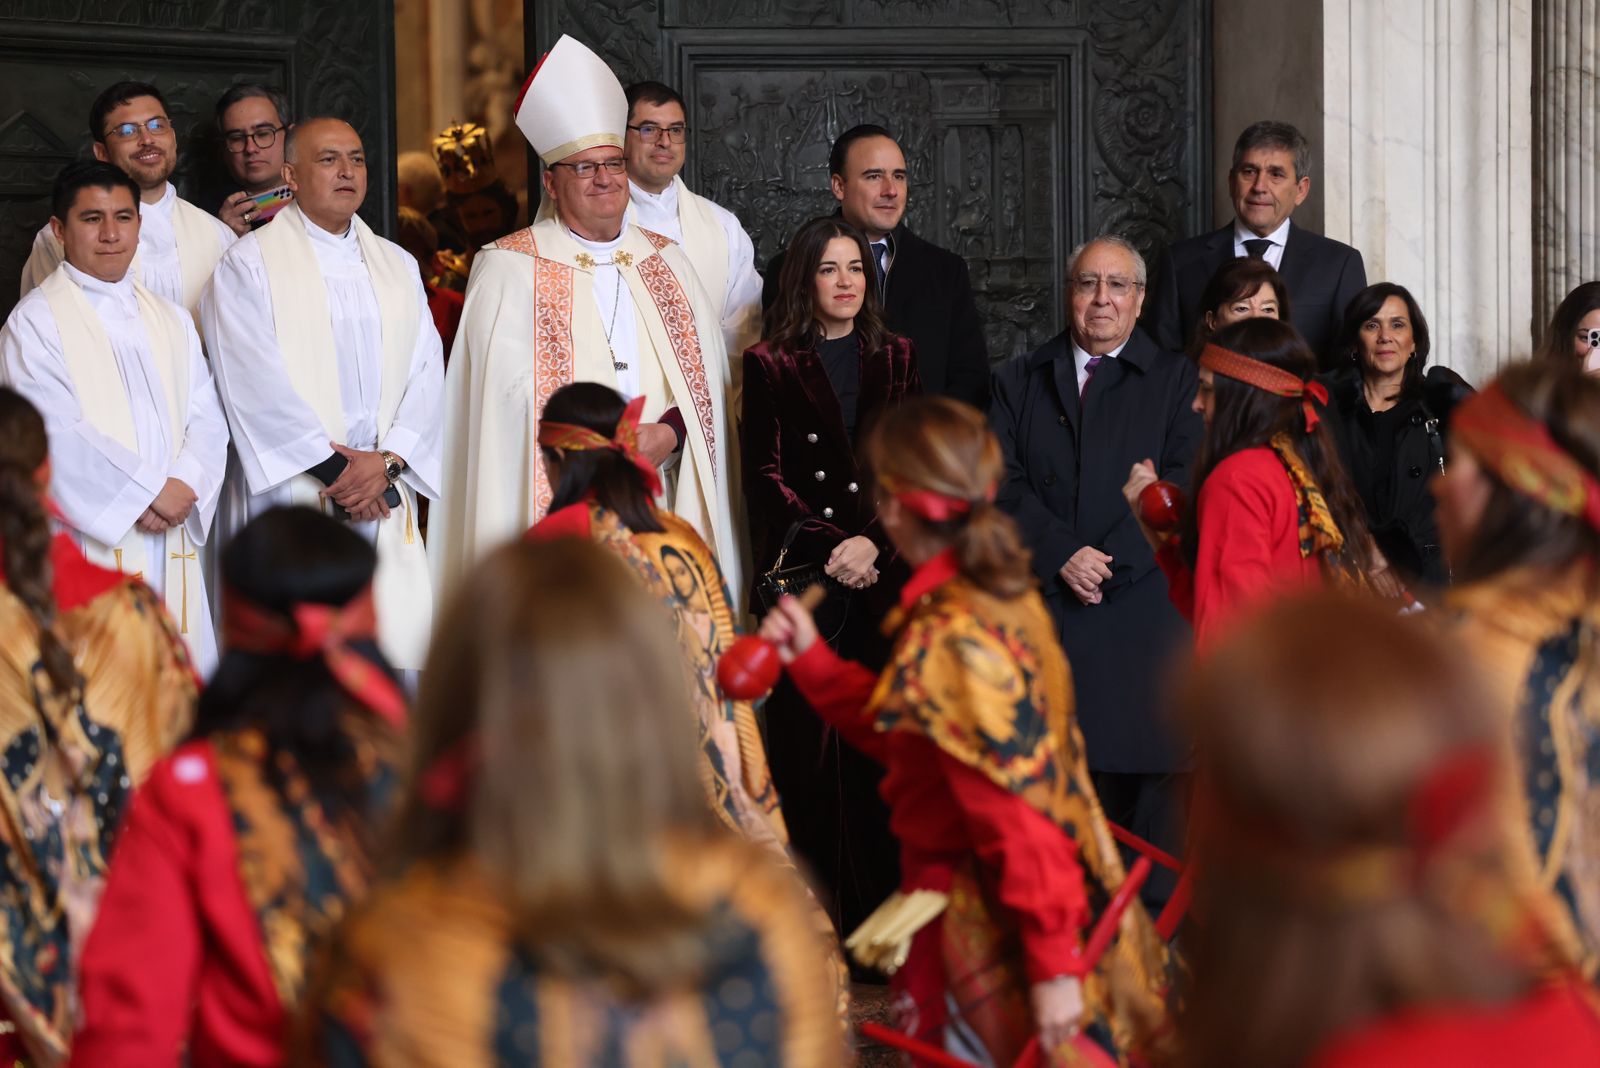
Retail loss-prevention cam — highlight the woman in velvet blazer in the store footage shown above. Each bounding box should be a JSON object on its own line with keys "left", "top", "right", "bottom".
{"left": 740, "top": 215, "right": 918, "bottom": 945}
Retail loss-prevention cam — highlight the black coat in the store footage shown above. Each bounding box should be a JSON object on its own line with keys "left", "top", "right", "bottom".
{"left": 1318, "top": 364, "right": 1474, "bottom": 588}
{"left": 741, "top": 334, "right": 920, "bottom": 577}
{"left": 1145, "top": 220, "right": 1367, "bottom": 369}
{"left": 763, "top": 223, "right": 989, "bottom": 410}
{"left": 989, "top": 327, "right": 1203, "bottom": 773}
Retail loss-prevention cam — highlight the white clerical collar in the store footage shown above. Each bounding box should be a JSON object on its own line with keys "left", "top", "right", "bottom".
{"left": 567, "top": 226, "right": 625, "bottom": 256}
{"left": 1232, "top": 215, "right": 1291, "bottom": 249}
{"left": 62, "top": 260, "right": 136, "bottom": 313}
{"left": 303, "top": 212, "right": 357, "bottom": 245}
{"left": 142, "top": 181, "right": 176, "bottom": 218}
{"left": 628, "top": 178, "right": 678, "bottom": 210}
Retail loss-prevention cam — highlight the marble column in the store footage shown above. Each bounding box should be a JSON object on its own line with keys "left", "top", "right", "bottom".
{"left": 1322, "top": 0, "right": 1534, "bottom": 385}
{"left": 1533, "top": 0, "right": 1600, "bottom": 334}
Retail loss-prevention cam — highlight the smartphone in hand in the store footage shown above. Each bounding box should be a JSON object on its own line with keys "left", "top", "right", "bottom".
{"left": 250, "top": 185, "right": 294, "bottom": 223}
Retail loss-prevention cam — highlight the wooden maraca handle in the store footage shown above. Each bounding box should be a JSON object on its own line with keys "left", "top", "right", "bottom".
{"left": 795, "top": 583, "right": 828, "bottom": 612}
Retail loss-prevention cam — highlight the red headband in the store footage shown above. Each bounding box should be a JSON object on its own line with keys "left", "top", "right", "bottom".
{"left": 222, "top": 585, "right": 407, "bottom": 729}
{"left": 1452, "top": 382, "right": 1600, "bottom": 534}
{"left": 537, "top": 395, "right": 664, "bottom": 498}
{"left": 878, "top": 473, "right": 996, "bottom": 523}
{"left": 1200, "top": 342, "right": 1329, "bottom": 432}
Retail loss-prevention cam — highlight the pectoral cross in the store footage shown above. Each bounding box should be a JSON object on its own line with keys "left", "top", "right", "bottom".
{"left": 169, "top": 529, "right": 197, "bottom": 634}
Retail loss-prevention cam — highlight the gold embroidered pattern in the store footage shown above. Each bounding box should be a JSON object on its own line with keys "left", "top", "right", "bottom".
{"left": 530, "top": 234, "right": 576, "bottom": 515}
{"left": 634, "top": 252, "right": 717, "bottom": 471}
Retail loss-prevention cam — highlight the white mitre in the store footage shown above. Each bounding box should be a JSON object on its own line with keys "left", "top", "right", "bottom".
{"left": 514, "top": 35, "right": 628, "bottom": 164}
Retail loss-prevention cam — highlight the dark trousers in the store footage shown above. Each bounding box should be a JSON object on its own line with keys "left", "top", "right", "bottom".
{"left": 763, "top": 677, "right": 900, "bottom": 954}
{"left": 1090, "top": 770, "right": 1190, "bottom": 917}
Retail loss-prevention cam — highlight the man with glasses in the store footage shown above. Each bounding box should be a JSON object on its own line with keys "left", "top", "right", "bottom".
{"left": 430, "top": 36, "right": 742, "bottom": 603}
{"left": 622, "top": 81, "right": 762, "bottom": 359}
{"left": 19, "top": 82, "right": 235, "bottom": 320}
{"left": 212, "top": 82, "right": 294, "bottom": 236}
{"left": 990, "top": 235, "right": 1201, "bottom": 908}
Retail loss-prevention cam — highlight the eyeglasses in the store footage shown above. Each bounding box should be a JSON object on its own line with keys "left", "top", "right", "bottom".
{"left": 1071, "top": 275, "right": 1142, "bottom": 297}
{"left": 549, "top": 158, "right": 627, "bottom": 179}
{"left": 627, "top": 122, "right": 688, "bottom": 144}
{"left": 224, "top": 125, "right": 288, "bottom": 152}
{"left": 103, "top": 117, "right": 172, "bottom": 141}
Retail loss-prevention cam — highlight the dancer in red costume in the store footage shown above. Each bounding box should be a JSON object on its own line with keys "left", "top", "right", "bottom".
{"left": 760, "top": 396, "right": 1170, "bottom": 1065}
{"left": 0, "top": 389, "right": 194, "bottom": 1067}
{"left": 1123, "top": 317, "right": 1392, "bottom": 648}
{"left": 1179, "top": 591, "right": 1600, "bottom": 1068}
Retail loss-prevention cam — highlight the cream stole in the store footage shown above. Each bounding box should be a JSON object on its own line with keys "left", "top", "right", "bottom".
{"left": 36, "top": 266, "right": 203, "bottom": 633}
{"left": 673, "top": 177, "right": 729, "bottom": 315}
{"left": 253, "top": 204, "right": 431, "bottom": 669}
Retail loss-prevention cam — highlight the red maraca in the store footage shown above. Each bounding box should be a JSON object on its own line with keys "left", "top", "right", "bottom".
{"left": 1137, "top": 479, "right": 1185, "bottom": 534}
{"left": 718, "top": 584, "right": 828, "bottom": 700}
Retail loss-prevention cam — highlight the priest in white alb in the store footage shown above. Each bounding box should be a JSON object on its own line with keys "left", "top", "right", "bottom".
{"left": 19, "top": 80, "right": 234, "bottom": 320}
{"left": 1, "top": 162, "right": 229, "bottom": 673}
{"left": 201, "top": 117, "right": 444, "bottom": 671}
{"left": 429, "top": 35, "right": 742, "bottom": 601}
{"left": 622, "top": 79, "right": 764, "bottom": 359}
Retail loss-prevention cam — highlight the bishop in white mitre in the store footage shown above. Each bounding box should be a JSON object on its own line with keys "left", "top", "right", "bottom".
{"left": 20, "top": 81, "right": 234, "bottom": 320}
{"left": 201, "top": 118, "right": 444, "bottom": 671}
{"left": 429, "top": 35, "right": 743, "bottom": 603}
{"left": 1, "top": 163, "right": 229, "bottom": 673}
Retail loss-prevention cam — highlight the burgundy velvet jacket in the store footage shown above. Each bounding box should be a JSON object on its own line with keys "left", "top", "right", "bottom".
{"left": 740, "top": 333, "right": 920, "bottom": 588}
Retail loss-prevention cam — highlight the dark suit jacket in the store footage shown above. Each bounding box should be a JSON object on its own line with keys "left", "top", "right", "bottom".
{"left": 989, "top": 327, "right": 1203, "bottom": 773}
{"left": 740, "top": 334, "right": 920, "bottom": 585}
{"left": 1146, "top": 220, "right": 1367, "bottom": 368}
{"left": 763, "top": 223, "right": 989, "bottom": 410}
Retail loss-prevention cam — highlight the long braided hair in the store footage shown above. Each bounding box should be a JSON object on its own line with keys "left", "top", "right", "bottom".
{"left": 0, "top": 388, "right": 77, "bottom": 698}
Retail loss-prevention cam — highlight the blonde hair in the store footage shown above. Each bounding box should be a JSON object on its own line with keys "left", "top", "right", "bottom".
{"left": 865, "top": 396, "right": 1034, "bottom": 599}
{"left": 394, "top": 538, "right": 722, "bottom": 994}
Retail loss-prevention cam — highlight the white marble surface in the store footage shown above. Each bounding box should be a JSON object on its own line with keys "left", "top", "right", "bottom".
{"left": 1321, "top": 0, "right": 1534, "bottom": 386}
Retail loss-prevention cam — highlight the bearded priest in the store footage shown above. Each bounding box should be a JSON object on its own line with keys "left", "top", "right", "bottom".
{"left": 200, "top": 118, "right": 444, "bottom": 671}
{"left": 428, "top": 35, "right": 742, "bottom": 603}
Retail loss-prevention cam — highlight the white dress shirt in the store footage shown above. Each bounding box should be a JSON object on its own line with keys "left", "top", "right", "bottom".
{"left": 1231, "top": 216, "right": 1292, "bottom": 270}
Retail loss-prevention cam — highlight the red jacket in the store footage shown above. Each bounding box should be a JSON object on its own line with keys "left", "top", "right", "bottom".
{"left": 1309, "top": 979, "right": 1600, "bottom": 1067}
{"left": 785, "top": 554, "right": 1089, "bottom": 987}
{"left": 71, "top": 741, "right": 286, "bottom": 1068}
{"left": 1156, "top": 446, "right": 1322, "bottom": 649}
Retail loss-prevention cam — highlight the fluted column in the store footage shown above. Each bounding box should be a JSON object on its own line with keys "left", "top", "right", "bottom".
{"left": 1533, "top": 0, "right": 1600, "bottom": 334}
{"left": 1321, "top": 0, "right": 1534, "bottom": 385}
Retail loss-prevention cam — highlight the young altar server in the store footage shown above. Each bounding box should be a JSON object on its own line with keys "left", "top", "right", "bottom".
{"left": 201, "top": 117, "right": 444, "bottom": 671}
{"left": 1, "top": 161, "right": 229, "bottom": 673}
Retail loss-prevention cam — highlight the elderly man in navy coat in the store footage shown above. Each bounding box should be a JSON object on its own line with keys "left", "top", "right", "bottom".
{"left": 989, "top": 234, "right": 1201, "bottom": 900}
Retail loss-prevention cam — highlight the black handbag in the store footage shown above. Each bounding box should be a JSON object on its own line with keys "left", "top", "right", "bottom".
{"left": 755, "top": 521, "right": 851, "bottom": 644}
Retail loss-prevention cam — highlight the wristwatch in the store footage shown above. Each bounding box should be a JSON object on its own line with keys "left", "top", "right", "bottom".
{"left": 379, "top": 450, "right": 405, "bottom": 483}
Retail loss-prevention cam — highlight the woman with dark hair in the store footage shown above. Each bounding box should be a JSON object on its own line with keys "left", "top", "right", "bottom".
{"left": 759, "top": 397, "right": 1169, "bottom": 1064}
{"left": 1179, "top": 591, "right": 1600, "bottom": 1068}
{"left": 71, "top": 506, "right": 406, "bottom": 1068}
{"left": 1185, "top": 255, "right": 1292, "bottom": 359}
{"left": 1320, "top": 282, "right": 1473, "bottom": 587}
{"left": 1434, "top": 361, "right": 1600, "bottom": 973}
{"left": 742, "top": 214, "right": 919, "bottom": 939}
{"left": 0, "top": 388, "right": 194, "bottom": 1066}
{"left": 303, "top": 538, "right": 844, "bottom": 1065}
{"left": 529, "top": 381, "right": 787, "bottom": 856}
{"left": 1124, "top": 317, "right": 1391, "bottom": 648}
{"left": 1536, "top": 280, "right": 1600, "bottom": 374}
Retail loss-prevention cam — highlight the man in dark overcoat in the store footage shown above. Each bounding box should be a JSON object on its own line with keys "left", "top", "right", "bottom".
{"left": 989, "top": 235, "right": 1202, "bottom": 902}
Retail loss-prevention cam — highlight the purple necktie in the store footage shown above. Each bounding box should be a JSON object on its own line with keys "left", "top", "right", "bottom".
{"left": 1080, "top": 355, "right": 1104, "bottom": 397}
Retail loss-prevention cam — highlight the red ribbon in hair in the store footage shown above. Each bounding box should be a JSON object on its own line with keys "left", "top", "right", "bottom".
{"left": 537, "top": 395, "right": 664, "bottom": 498}
{"left": 1452, "top": 382, "right": 1600, "bottom": 534}
{"left": 877, "top": 473, "right": 996, "bottom": 523}
{"left": 1200, "top": 342, "right": 1329, "bottom": 433}
{"left": 222, "top": 585, "right": 407, "bottom": 729}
